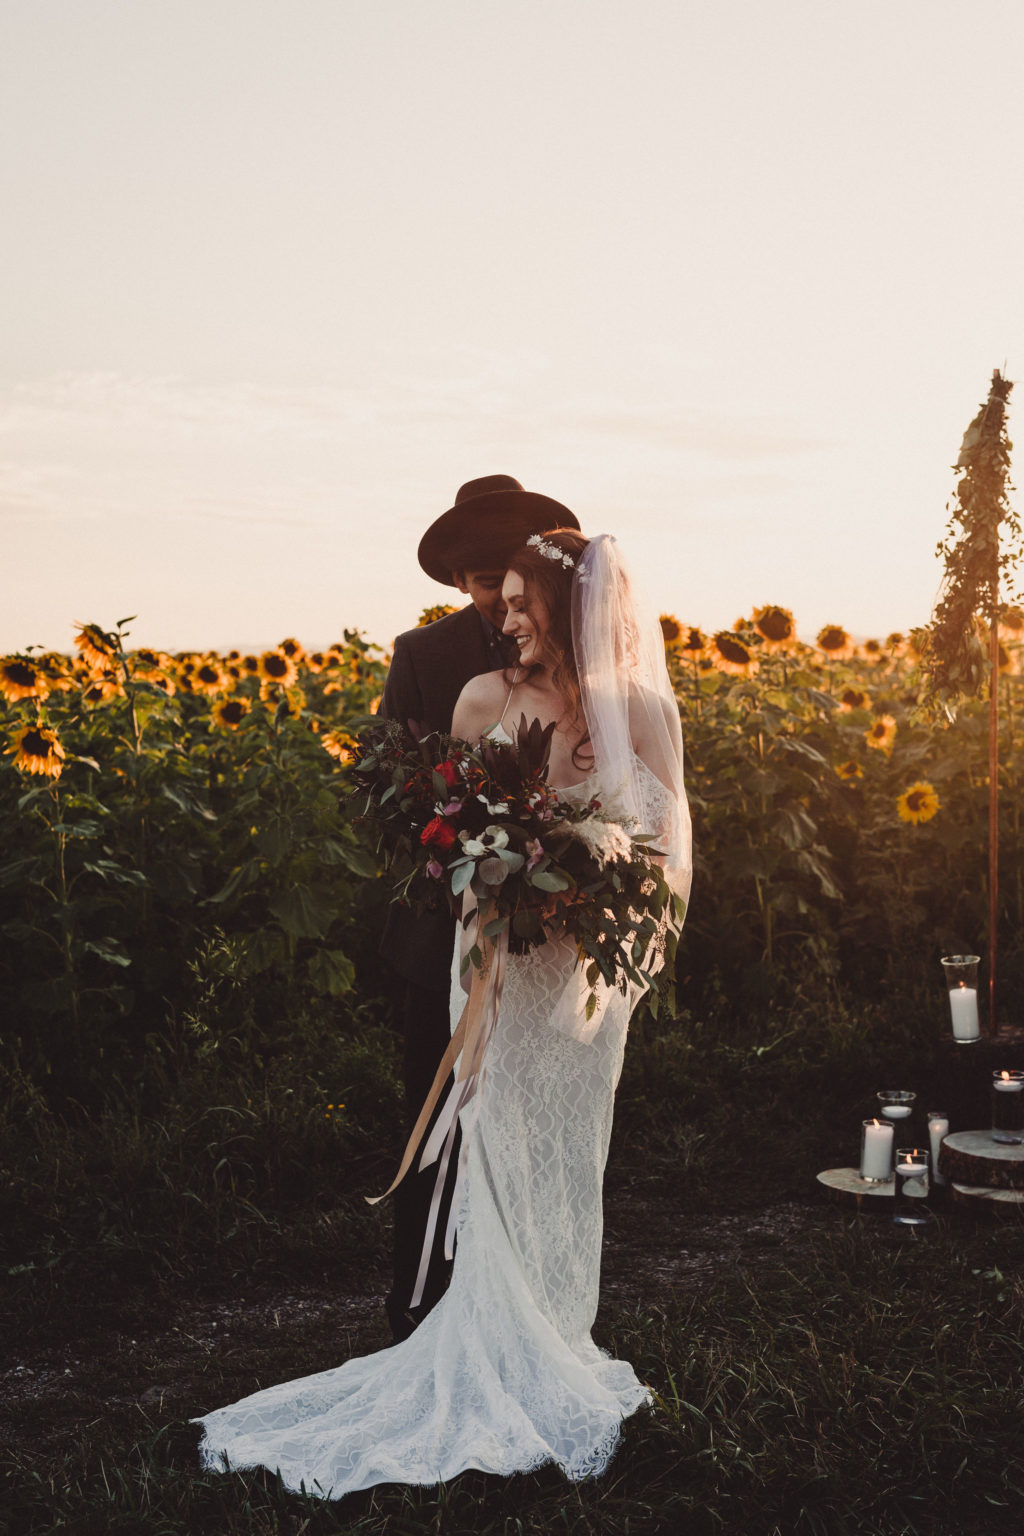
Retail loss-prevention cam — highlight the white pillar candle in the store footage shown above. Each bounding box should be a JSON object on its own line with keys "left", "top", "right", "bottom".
{"left": 860, "top": 1119, "right": 894, "bottom": 1181}
{"left": 928, "top": 1116, "right": 949, "bottom": 1185}
{"left": 948, "top": 985, "right": 980, "bottom": 1041}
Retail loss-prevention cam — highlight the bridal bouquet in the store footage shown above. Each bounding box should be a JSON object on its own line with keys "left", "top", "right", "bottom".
{"left": 350, "top": 715, "right": 679, "bottom": 1002}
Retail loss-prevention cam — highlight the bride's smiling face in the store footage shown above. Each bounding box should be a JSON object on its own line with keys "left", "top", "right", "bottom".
{"left": 501, "top": 572, "right": 550, "bottom": 667}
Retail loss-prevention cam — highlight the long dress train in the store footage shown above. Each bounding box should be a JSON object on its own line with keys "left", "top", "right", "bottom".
{"left": 191, "top": 770, "right": 673, "bottom": 1498}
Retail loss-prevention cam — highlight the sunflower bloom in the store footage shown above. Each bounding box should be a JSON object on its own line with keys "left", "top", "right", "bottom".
{"left": 752, "top": 605, "right": 797, "bottom": 652}
{"left": 860, "top": 638, "right": 884, "bottom": 665}
{"left": 38, "top": 654, "right": 77, "bottom": 693}
{"left": 213, "top": 698, "right": 250, "bottom": 730}
{"left": 305, "top": 651, "right": 327, "bottom": 673}
{"left": 278, "top": 637, "right": 306, "bottom": 664}
{"left": 418, "top": 605, "right": 459, "bottom": 627}
{"left": 259, "top": 650, "right": 299, "bottom": 687}
{"left": 8, "top": 723, "right": 66, "bottom": 779}
{"left": 241, "top": 654, "right": 260, "bottom": 676}
{"left": 0, "top": 657, "right": 50, "bottom": 703}
{"left": 659, "top": 614, "right": 682, "bottom": 646}
{"left": 835, "top": 760, "right": 863, "bottom": 781}
{"left": 259, "top": 680, "right": 305, "bottom": 714}
{"left": 999, "top": 605, "right": 1024, "bottom": 641}
{"left": 817, "top": 624, "right": 855, "bottom": 660}
{"left": 74, "top": 623, "right": 117, "bottom": 671}
{"left": 709, "top": 631, "right": 758, "bottom": 678}
{"left": 896, "top": 781, "right": 940, "bottom": 825}
{"left": 81, "top": 671, "right": 124, "bottom": 704}
{"left": 678, "top": 626, "right": 706, "bottom": 660}
{"left": 190, "top": 659, "right": 227, "bottom": 695}
{"left": 997, "top": 642, "right": 1020, "bottom": 676}
{"left": 322, "top": 730, "right": 358, "bottom": 763}
{"left": 865, "top": 714, "right": 897, "bottom": 753}
{"left": 839, "top": 687, "right": 870, "bottom": 712}
{"left": 137, "top": 669, "right": 176, "bottom": 697}
{"left": 906, "top": 628, "right": 928, "bottom": 662}
{"left": 132, "top": 648, "right": 164, "bottom": 671}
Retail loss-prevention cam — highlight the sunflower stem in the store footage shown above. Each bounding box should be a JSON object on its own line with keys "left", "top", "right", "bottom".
{"left": 48, "top": 781, "right": 80, "bottom": 1030}
{"left": 988, "top": 619, "right": 999, "bottom": 1031}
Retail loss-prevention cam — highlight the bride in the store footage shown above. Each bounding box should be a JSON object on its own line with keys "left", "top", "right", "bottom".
{"left": 192, "top": 529, "right": 691, "bottom": 1497}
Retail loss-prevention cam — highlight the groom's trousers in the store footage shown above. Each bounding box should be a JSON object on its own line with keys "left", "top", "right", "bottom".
{"left": 385, "top": 976, "right": 462, "bottom": 1342}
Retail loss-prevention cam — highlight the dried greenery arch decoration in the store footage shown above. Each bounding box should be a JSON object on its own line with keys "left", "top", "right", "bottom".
{"left": 921, "top": 369, "right": 1019, "bottom": 710}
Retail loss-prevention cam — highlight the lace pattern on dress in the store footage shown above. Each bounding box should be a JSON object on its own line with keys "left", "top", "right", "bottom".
{"left": 192, "top": 756, "right": 658, "bottom": 1497}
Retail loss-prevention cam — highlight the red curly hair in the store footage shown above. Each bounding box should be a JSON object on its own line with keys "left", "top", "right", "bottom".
{"left": 506, "top": 528, "right": 592, "bottom": 766}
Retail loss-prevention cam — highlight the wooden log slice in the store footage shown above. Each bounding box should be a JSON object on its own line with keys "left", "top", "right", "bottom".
{"left": 938, "top": 1131, "right": 1024, "bottom": 1190}
{"left": 815, "top": 1167, "right": 928, "bottom": 1209}
{"left": 950, "top": 1183, "right": 1024, "bottom": 1212}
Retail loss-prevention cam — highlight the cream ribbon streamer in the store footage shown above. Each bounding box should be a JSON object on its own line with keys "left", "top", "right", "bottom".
{"left": 367, "top": 900, "right": 508, "bottom": 1310}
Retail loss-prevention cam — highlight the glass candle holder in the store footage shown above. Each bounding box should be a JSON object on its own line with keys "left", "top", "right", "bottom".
{"left": 860, "top": 1118, "right": 894, "bottom": 1182}
{"left": 991, "top": 1071, "right": 1024, "bottom": 1145}
{"left": 876, "top": 1090, "right": 916, "bottom": 1127}
{"left": 893, "top": 1147, "right": 930, "bottom": 1226}
{"left": 941, "top": 955, "right": 981, "bottom": 1042}
{"left": 927, "top": 1111, "right": 950, "bottom": 1186}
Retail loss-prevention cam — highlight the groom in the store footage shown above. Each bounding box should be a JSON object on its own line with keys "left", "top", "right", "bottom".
{"left": 380, "top": 474, "right": 579, "bottom": 1341}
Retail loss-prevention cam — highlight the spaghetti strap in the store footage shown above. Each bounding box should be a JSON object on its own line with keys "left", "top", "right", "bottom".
{"left": 496, "top": 667, "right": 521, "bottom": 731}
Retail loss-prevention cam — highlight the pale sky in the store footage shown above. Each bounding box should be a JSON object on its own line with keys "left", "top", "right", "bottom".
{"left": 2, "top": 0, "right": 1022, "bottom": 655}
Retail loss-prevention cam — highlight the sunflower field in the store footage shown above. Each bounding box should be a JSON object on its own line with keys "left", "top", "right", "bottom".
{"left": 4, "top": 603, "right": 1024, "bottom": 1536}
{"left": 2, "top": 603, "right": 1023, "bottom": 1109}
{"left": 0, "top": 624, "right": 393, "bottom": 1109}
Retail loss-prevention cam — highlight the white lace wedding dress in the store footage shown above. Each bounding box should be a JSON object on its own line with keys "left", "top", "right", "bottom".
{"left": 192, "top": 758, "right": 678, "bottom": 1498}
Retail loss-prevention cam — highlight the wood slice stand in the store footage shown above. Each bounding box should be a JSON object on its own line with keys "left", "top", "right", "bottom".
{"left": 938, "top": 1131, "right": 1024, "bottom": 1190}
{"left": 816, "top": 1168, "right": 927, "bottom": 1210}
{"left": 949, "top": 1183, "right": 1024, "bottom": 1212}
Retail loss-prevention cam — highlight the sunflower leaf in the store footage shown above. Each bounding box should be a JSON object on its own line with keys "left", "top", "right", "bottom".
{"left": 82, "top": 859, "right": 150, "bottom": 889}
{"left": 336, "top": 843, "right": 379, "bottom": 878}
{"left": 307, "top": 948, "right": 356, "bottom": 997}
{"left": 269, "top": 884, "right": 333, "bottom": 939}
{"left": 205, "top": 859, "right": 262, "bottom": 905}
{"left": 83, "top": 936, "right": 132, "bottom": 968}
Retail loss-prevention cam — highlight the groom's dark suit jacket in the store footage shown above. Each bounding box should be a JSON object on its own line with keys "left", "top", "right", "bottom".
{"left": 380, "top": 603, "right": 507, "bottom": 991}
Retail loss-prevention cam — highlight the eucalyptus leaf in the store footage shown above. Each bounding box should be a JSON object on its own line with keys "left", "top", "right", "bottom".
{"left": 451, "top": 861, "right": 475, "bottom": 896}
{"left": 529, "top": 870, "right": 570, "bottom": 893}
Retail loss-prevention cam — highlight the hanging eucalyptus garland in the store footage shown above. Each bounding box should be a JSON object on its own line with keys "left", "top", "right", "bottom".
{"left": 922, "top": 370, "right": 1019, "bottom": 710}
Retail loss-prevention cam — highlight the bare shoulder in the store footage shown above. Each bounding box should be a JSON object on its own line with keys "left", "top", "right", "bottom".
{"left": 452, "top": 669, "right": 510, "bottom": 741}
{"left": 457, "top": 669, "right": 508, "bottom": 710}
{"left": 627, "top": 684, "right": 678, "bottom": 736}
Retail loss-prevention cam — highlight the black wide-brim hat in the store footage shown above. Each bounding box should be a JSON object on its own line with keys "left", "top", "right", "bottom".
{"left": 418, "top": 475, "right": 581, "bottom": 586}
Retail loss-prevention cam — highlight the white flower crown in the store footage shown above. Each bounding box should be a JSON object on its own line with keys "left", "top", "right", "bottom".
{"left": 526, "top": 533, "right": 588, "bottom": 578}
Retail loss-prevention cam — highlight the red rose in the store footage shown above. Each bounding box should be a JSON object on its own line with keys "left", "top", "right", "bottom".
{"left": 420, "top": 816, "right": 457, "bottom": 850}
{"left": 434, "top": 760, "right": 460, "bottom": 788}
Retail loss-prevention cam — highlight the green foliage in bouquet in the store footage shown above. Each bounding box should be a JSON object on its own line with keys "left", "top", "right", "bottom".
{"left": 351, "top": 714, "right": 683, "bottom": 1015}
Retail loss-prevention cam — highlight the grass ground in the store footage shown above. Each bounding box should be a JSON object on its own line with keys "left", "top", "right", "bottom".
{"left": 3, "top": 1181, "right": 1023, "bottom": 1534}
{"left": 3, "top": 995, "right": 1023, "bottom": 1534}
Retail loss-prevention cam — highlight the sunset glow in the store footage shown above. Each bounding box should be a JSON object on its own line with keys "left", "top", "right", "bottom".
{"left": 3, "top": 0, "right": 1022, "bottom": 653}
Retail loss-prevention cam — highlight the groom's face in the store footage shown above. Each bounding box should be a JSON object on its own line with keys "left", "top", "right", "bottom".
{"left": 453, "top": 569, "right": 508, "bottom": 631}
